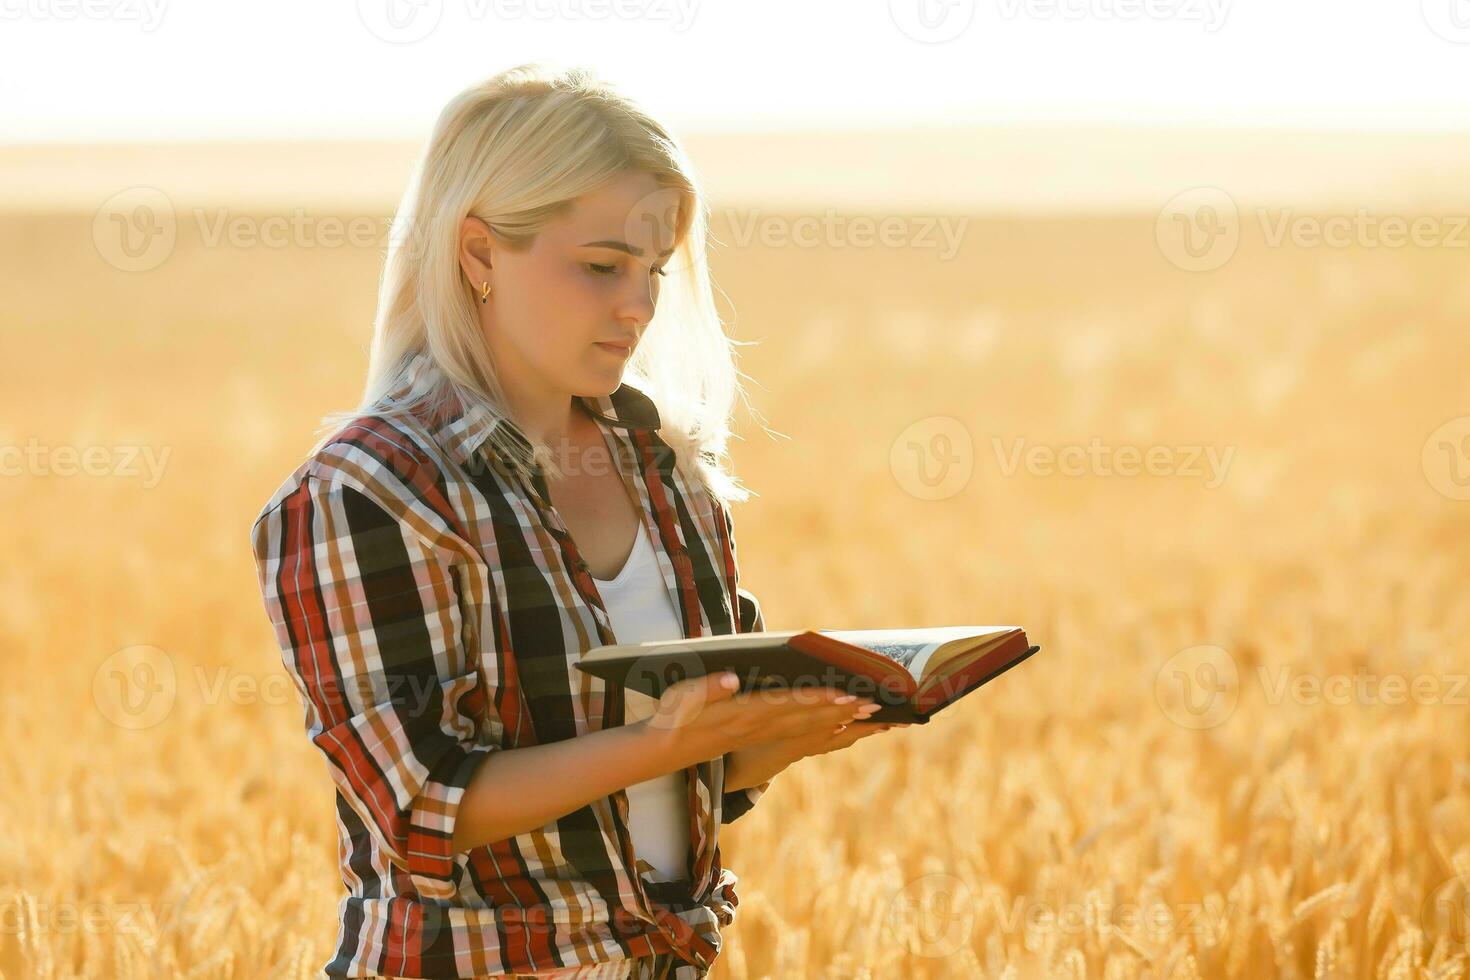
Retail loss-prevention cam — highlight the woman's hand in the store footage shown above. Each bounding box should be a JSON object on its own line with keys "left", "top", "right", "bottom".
{"left": 722, "top": 717, "right": 916, "bottom": 792}
{"left": 774, "top": 717, "right": 915, "bottom": 759}
{"left": 640, "top": 671, "right": 887, "bottom": 768}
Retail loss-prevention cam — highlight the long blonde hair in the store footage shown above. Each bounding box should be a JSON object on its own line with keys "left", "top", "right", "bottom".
{"left": 317, "top": 62, "right": 761, "bottom": 506}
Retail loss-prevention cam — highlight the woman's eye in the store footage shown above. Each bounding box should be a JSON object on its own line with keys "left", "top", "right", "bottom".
{"left": 587, "top": 262, "right": 667, "bottom": 279}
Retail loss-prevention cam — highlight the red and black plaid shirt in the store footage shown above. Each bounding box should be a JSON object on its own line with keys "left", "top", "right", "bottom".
{"left": 250, "top": 353, "right": 769, "bottom": 978}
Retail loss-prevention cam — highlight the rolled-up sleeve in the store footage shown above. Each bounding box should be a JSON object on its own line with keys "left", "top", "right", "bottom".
{"left": 250, "top": 475, "right": 500, "bottom": 899}
{"left": 716, "top": 498, "right": 773, "bottom": 825}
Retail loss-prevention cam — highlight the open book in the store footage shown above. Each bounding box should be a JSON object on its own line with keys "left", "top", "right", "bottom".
{"left": 575, "top": 626, "right": 1040, "bottom": 724}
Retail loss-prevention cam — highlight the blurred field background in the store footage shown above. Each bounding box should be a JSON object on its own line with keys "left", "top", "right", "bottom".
{"left": 2, "top": 129, "right": 1469, "bottom": 979}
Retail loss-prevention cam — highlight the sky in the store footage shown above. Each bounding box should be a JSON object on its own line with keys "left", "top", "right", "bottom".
{"left": 1, "top": 0, "right": 1469, "bottom": 142}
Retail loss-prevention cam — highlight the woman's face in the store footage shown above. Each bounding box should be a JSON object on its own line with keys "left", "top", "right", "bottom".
{"left": 460, "top": 169, "right": 681, "bottom": 406}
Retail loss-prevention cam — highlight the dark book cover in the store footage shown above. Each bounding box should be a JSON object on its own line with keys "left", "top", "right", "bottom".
{"left": 575, "top": 627, "right": 1041, "bottom": 724}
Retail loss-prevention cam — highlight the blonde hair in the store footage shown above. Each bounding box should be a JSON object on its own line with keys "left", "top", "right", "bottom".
{"left": 317, "top": 62, "right": 762, "bottom": 506}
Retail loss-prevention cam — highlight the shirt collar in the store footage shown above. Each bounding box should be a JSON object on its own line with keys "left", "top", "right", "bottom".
{"left": 393, "top": 352, "right": 662, "bottom": 471}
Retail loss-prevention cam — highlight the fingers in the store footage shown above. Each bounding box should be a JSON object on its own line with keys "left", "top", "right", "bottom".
{"left": 649, "top": 672, "right": 745, "bottom": 737}
{"left": 756, "top": 702, "right": 870, "bottom": 742}
{"left": 700, "top": 671, "right": 742, "bottom": 702}
{"left": 858, "top": 721, "right": 914, "bottom": 735}
{"left": 742, "top": 684, "right": 877, "bottom": 710}
{"left": 811, "top": 701, "right": 880, "bottom": 735}
{"left": 661, "top": 671, "right": 740, "bottom": 709}
{"left": 843, "top": 721, "right": 917, "bottom": 738}
{"left": 723, "top": 684, "right": 909, "bottom": 742}
{"left": 731, "top": 686, "right": 876, "bottom": 723}
{"left": 813, "top": 720, "right": 915, "bottom": 756}
{"left": 820, "top": 725, "right": 867, "bottom": 751}
{"left": 839, "top": 701, "right": 882, "bottom": 726}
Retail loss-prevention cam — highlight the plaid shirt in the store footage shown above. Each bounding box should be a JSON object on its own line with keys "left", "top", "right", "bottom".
{"left": 249, "top": 353, "right": 770, "bottom": 979}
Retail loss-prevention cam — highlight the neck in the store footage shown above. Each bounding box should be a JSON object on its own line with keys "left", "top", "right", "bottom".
{"left": 508, "top": 390, "right": 595, "bottom": 460}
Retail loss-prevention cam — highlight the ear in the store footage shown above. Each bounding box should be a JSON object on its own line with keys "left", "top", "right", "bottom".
{"left": 458, "top": 215, "right": 496, "bottom": 288}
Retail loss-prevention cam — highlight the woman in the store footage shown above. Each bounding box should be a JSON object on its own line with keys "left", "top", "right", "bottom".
{"left": 249, "top": 63, "right": 904, "bottom": 979}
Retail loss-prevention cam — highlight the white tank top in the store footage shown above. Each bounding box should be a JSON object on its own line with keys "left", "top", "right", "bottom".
{"left": 589, "top": 519, "right": 691, "bottom": 883}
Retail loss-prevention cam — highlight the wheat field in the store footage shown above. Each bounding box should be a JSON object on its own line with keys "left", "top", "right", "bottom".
{"left": 2, "top": 177, "right": 1468, "bottom": 979}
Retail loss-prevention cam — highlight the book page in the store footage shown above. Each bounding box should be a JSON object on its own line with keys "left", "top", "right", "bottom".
{"left": 817, "top": 626, "right": 1014, "bottom": 681}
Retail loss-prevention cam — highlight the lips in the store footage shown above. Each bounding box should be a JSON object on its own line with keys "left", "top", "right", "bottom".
{"left": 596, "top": 341, "right": 633, "bottom": 356}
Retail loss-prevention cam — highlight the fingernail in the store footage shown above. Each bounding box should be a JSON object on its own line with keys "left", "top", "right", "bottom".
{"left": 855, "top": 704, "right": 881, "bottom": 717}
{"left": 720, "top": 673, "right": 738, "bottom": 689}
{"left": 834, "top": 694, "right": 857, "bottom": 704}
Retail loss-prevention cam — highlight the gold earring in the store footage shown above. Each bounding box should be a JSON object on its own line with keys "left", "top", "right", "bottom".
{"left": 480, "top": 281, "right": 492, "bottom": 304}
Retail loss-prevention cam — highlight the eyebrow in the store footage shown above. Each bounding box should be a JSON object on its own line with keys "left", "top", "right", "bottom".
{"left": 580, "top": 240, "right": 675, "bottom": 259}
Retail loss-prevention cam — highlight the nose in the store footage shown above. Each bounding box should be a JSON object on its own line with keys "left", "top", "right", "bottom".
{"left": 618, "top": 264, "right": 658, "bottom": 329}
